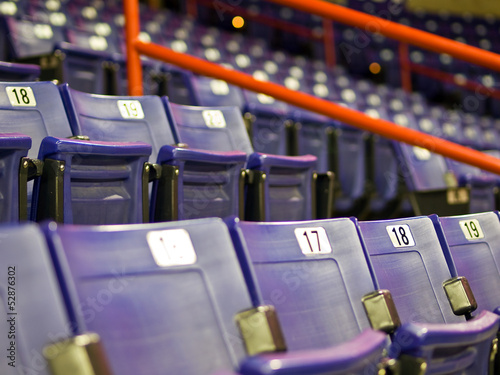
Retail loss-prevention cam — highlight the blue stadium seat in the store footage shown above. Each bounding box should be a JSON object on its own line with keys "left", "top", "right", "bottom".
{"left": 390, "top": 111, "right": 477, "bottom": 215}
{"left": 43, "top": 218, "right": 249, "bottom": 375}
{"left": 60, "top": 84, "right": 248, "bottom": 221}
{"left": 295, "top": 105, "right": 370, "bottom": 217}
{"left": 0, "top": 80, "right": 152, "bottom": 224}
{"left": 167, "top": 101, "right": 318, "bottom": 221}
{"left": 226, "top": 216, "right": 389, "bottom": 374}
{"left": 432, "top": 212, "right": 500, "bottom": 314}
{"left": 242, "top": 89, "right": 292, "bottom": 157}
{"left": 432, "top": 111, "right": 498, "bottom": 213}
{"left": 0, "top": 80, "right": 72, "bottom": 220}
{"left": 358, "top": 216, "right": 500, "bottom": 374}
{"left": 357, "top": 105, "right": 402, "bottom": 218}
{"left": 0, "top": 222, "right": 111, "bottom": 375}
{"left": 170, "top": 66, "right": 294, "bottom": 157}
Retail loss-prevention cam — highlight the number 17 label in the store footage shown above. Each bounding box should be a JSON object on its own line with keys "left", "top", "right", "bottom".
{"left": 386, "top": 225, "right": 415, "bottom": 247}
{"left": 294, "top": 227, "right": 332, "bottom": 255}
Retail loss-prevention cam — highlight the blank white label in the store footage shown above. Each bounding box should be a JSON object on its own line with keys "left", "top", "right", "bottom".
{"left": 459, "top": 219, "right": 484, "bottom": 240}
{"left": 294, "top": 227, "right": 332, "bottom": 255}
{"left": 6, "top": 87, "right": 36, "bottom": 107}
{"left": 257, "top": 93, "right": 275, "bottom": 104}
{"left": 147, "top": 229, "right": 197, "bottom": 267}
{"left": 202, "top": 110, "right": 226, "bottom": 128}
{"left": 209, "top": 79, "right": 230, "bottom": 95}
{"left": 89, "top": 35, "right": 108, "bottom": 51}
{"left": 386, "top": 225, "right": 415, "bottom": 247}
{"left": 117, "top": 100, "right": 144, "bottom": 119}
{"left": 413, "top": 146, "right": 431, "bottom": 161}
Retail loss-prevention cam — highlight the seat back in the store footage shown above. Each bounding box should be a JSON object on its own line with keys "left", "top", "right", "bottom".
{"left": 227, "top": 217, "right": 377, "bottom": 351}
{"left": 43, "top": 218, "right": 252, "bottom": 375}
{"left": 60, "top": 83, "right": 177, "bottom": 162}
{"left": 189, "top": 75, "right": 246, "bottom": 109}
{"left": 167, "top": 101, "right": 253, "bottom": 154}
{"left": 0, "top": 80, "right": 75, "bottom": 220}
{"left": 0, "top": 223, "right": 72, "bottom": 375}
{"left": 241, "top": 69, "right": 292, "bottom": 156}
{"left": 0, "top": 81, "right": 73, "bottom": 158}
{"left": 4, "top": 17, "right": 66, "bottom": 58}
{"left": 167, "top": 101, "right": 316, "bottom": 222}
{"left": 358, "top": 216, "right": 463, "bottom": 324}
{"left": 391, "top": 112, "right": 450, "bottom": 192}
{"left": 434, "top": 212, "right": 500, "bottom": 313}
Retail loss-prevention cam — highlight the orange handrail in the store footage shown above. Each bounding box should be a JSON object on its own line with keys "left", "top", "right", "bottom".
{"left": 266, "top": 0, "right": 500, "bottom": 73}
{"left": 123, "top": 0, "right": 500, "bottom": 175}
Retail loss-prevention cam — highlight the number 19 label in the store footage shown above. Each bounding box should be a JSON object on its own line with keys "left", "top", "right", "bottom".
{"left": 459, "top": 219, "right": 484, "bottom": 240}
{"left": 386, "top": 225, "right": 415, "bottom": 247}
{"left": 117, "top": 100, "right": 144, "bottom": 119}
{"left": 6, "top": 87, "right": 36, "bottom": 107}
{"left": 294, "top": 227, "right": 332, "bottom": 255}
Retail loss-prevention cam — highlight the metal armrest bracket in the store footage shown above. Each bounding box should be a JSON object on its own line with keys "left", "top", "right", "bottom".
{"left": 235, "top": 305, "right": 286, "bottom": 356}
{"left": 362, "top": 289, "right": 401, "bottom": 334}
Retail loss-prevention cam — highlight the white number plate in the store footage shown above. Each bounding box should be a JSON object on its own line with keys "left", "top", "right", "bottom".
{"left": 294, "top": 227, "right": 332, "bottom": 255}
{"left": 459, "top": 219, "right": 484, "bottom": 240}
{"left": 202, "top": 110, "right": 226, "bottom": 128}
{"left": 210, "top": 79, "right": 230, "bottom": 95}
{"left": 6, "top": 87, "right": 36, "bottom": 107}
{"left": 386, "top": 225, "right": 415, "bottom": 247}
{"left": 147, "top": 229, "right": 197, "bottom": 267}
{"left": 117, "top": 100, "right": 144, "bottom": 119}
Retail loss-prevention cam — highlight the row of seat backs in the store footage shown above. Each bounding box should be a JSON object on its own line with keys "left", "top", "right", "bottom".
{"left": 62, "top": 83, "right": 318, "bottom": 222}
{"left": 0, "top": 79, "right": 317, "bottom": 224}
{"left": 5, "top": 210, "right": 500, "bottom": 374}
{"left": 181, "top": 70, "right": 499, "bottom": 219}
{"left": 1, "top": 5, "right": 497, "bottom": 219}
{"left": 0, "top": 75, "right": 491, "bottom": 227}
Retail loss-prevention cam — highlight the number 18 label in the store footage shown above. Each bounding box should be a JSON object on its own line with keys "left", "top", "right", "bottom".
{"left": 386, "top": 225, "right": 415, "bottom": 247}
{"left": 459, "top": 219, "right": 484, "bottom": 240}
{"left": 294, "top": 227, "right": 332, "bottom": 255}
{"left": 6, "top": 87, "right": 36, "bottom": 107}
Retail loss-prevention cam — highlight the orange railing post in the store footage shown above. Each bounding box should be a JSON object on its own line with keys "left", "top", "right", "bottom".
{"left": 399, "top": 42, "right": 412, "bottom": 93}
{"left": 123, "top": 0, "right": 500, "bottom": 175}
{"left": 124, "top": 0, "right": 143, "bottom": 96}
{"left": 322, "top": 19, "right": 336, "bottom": 68}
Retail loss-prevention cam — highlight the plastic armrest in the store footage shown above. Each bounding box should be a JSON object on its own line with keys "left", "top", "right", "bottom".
{"left": 392, "top": 310, "right": 500, "bottom": 352}
{"left": 157, "top": 145, "right": 248, "bottom": 164}
{"left": 239, "top": 330, "right": 387, "bottom": 375}
{"left": 246, "top": 152, "right": 317, "bottom": 170}
{"left": 0, "top": 133, "right": 31, "bottom": 150}
{"left": 38, "top": 136, "right": 152, "bottom": 158}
